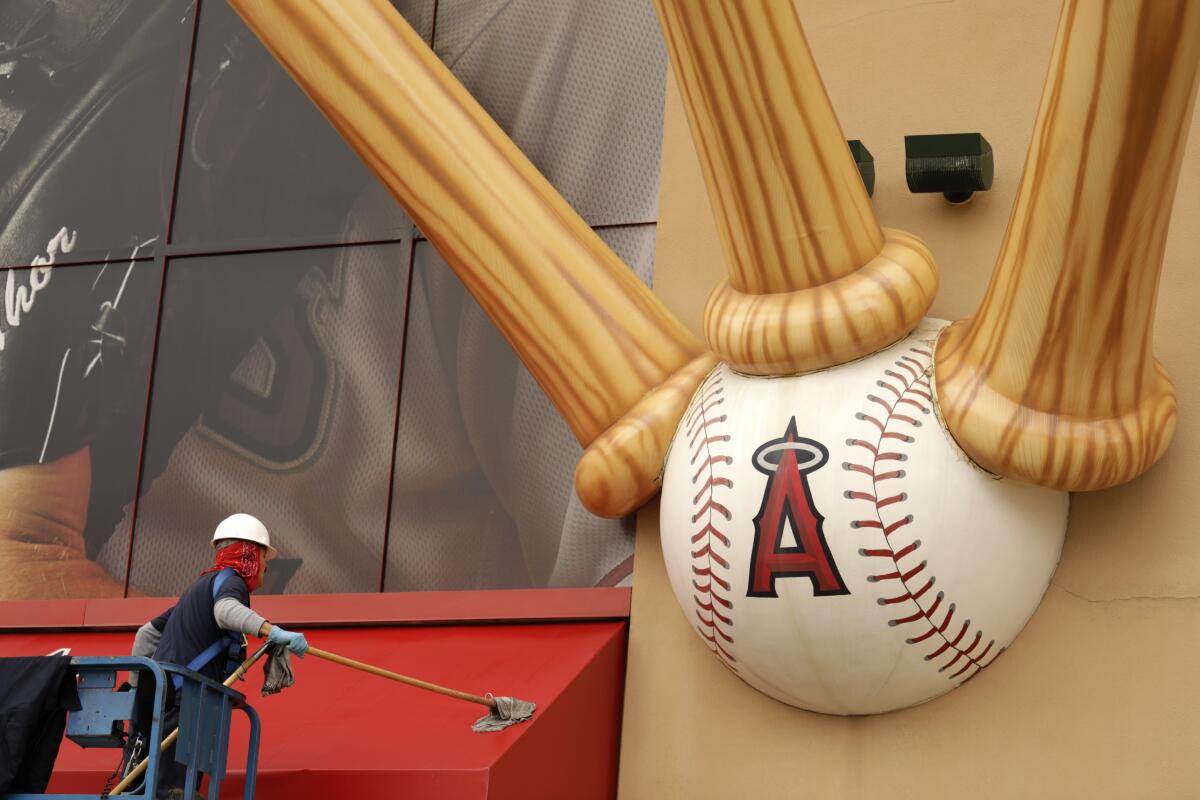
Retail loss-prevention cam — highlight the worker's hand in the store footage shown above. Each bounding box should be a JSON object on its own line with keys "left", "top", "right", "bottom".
{"left": 0, "top": 447, "right": 127, "bottom": 600}
{"left": 267, "top": 625, "right": 309, "bottom": 657}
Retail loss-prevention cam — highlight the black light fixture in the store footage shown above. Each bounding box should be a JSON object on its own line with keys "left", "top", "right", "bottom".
{"left": 847, "top": 139, "right": 875, "bottom": 198}
{"left": 904, "top": 132, "right": 993, "bottom": 204}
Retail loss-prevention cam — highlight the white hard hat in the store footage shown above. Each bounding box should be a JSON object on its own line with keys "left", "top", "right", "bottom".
{"left": 212, "top": 513, "right": 278, "bottom": 560}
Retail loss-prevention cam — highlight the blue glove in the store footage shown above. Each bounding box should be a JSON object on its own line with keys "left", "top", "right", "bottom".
{"left": 267, "top": 625, "right": 308, "bottom": 657}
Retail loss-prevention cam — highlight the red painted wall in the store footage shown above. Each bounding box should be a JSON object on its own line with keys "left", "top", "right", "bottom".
{"left": 1, "top": 621, "right": 627, "bottom": 799}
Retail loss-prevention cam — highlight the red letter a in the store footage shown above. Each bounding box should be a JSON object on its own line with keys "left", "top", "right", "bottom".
{"left": 748, "top": 419, "right": 848, "bottom": 598}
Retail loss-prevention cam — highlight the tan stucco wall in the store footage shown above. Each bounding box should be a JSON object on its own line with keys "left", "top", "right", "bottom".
{"left": 620, "top": 1, "right": 1200, "bottom": 797}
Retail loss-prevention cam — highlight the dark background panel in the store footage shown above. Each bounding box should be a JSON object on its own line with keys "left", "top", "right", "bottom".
{"left": 0, "top": 257, "right": 161, "bottom": 595}
{"left": 169, "top": 0, "right": 434, "bottom": 249}
{"left": 383, "top": 225, "right": 654, "bottom": 592}
{"left": 0, "top": 0, "right": 195, "bottom": 266}
{"left": 121, "top": 242, "right": 412, "bottom": 596}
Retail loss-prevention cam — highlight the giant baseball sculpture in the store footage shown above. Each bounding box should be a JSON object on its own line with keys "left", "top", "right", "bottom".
{"left": 230, "top": 0, "right": 1199, "bottom": 714}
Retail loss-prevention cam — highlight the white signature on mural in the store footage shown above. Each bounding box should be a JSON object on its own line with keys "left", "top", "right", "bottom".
{"left": 0, "top": 226, "right": 78, "bottom": 352}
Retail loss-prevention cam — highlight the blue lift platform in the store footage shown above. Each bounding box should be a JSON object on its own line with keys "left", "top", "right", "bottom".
{"left": 3, "top": 656, "right": 261, "bottom": 800}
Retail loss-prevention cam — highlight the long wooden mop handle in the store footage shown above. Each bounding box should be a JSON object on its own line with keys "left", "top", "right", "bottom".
{"left": 110, "top": 644, "right": 270, "bottom": 796}
{"left": 307, "top": 646, "right": 497, "bottom": 709}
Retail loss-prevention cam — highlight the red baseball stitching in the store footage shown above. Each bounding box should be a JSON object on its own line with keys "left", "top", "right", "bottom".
{"left": 844, "top": 347, "right": 1001, "bottom": 683}
{"left": 685, "top": 370, "right": 737, "bottom": 671}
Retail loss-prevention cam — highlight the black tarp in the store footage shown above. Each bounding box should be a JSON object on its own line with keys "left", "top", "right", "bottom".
{"left": 0, "top": 655, "right": 81, "bottom": 794}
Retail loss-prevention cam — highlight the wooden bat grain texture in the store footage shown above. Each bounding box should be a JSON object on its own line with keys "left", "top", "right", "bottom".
{"left": 227, "top": 0, "right": 711, "bottom": 518}
{"left": 575, "top": 353, "right": 718, "bottom": 518}
{"left": 935, "top": 0, "right": 1200, "bottom": 491}
{"left": 655, "top": 0, "right": 937, "bottom": 376}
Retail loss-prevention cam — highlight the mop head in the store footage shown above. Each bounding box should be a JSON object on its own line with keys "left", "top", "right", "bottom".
{"left": 472, "top": 695, "right": 536, "bottom": 732}
{"left": 260, "top": 644, "right": 295, "bottom": 696}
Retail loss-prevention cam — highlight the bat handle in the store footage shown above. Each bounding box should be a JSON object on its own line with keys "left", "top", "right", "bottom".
{"left": 934, "top": 0, "right": 1198, "bottom": 490}
{"left": 655, "top": 0, "right": 938, "bottom": 376}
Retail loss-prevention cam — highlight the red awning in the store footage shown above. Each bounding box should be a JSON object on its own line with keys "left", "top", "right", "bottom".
{"left": 0, "top": 621, "right": 626, "bottom": 799}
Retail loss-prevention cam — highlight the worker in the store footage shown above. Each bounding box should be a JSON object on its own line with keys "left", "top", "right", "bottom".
{"left": 125, "top": 513, "right": 308, "bottom": 800}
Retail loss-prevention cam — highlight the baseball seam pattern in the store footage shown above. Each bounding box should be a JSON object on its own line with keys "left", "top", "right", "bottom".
{"left": 844, "top": 346, "right": 1000, "bottom": 683}
{"left": 685, "top": 370, "right": 736, "bottom": 671}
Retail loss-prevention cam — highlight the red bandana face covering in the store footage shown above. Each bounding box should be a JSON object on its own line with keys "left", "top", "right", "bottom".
{"left": 201, "top": 540, "right": 263, "bottom": 592}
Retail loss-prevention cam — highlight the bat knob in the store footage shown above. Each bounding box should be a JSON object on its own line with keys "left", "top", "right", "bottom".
{"left": 575, "top": 354, "right": 720, "bottom": 518}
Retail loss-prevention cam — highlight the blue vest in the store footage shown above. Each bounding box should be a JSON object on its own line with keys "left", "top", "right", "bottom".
{"left": 172, "top": 568, "right": 243, "bottom": 689}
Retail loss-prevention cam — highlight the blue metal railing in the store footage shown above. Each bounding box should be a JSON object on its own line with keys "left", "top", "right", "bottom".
{"left": 2, "top": 656, "right": 260, "bottom": 800}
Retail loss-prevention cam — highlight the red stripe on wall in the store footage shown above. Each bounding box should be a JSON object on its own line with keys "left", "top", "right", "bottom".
{"left": 0, "top": 587, "right": 631, "bottom": 631}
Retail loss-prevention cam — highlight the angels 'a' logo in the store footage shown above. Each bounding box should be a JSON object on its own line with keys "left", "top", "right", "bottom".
{"left": 747, "top": 418, "right": 848, "bottom": 598}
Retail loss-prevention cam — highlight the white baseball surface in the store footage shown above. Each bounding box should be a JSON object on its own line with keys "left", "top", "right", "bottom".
{"left": 660, "top": 319, "right": 1068, "bottom": 715}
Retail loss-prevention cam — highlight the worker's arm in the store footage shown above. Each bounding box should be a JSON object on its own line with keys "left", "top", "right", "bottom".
{"left": 213, "top": 596, "right": 267, "bottom": 636}
{"left": 130, "top": 619, "right": 164, "bottom": 658}
{"left": 212, "top": 573, "right": 307, "bottom": 655}
{"left": 257, "top": 620, "right": 309, "bottom": 657}
{"left": 129, "top": 608, "right": 171, "bottom": 686}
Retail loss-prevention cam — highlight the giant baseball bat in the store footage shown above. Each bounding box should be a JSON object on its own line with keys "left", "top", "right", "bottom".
{"left": 225, "top": 0, "right": 716, "bottom": 519}
{"left": 935, "top": 0, "right": 1200, "bottom": 491}
{"left": 649, "top": 0, "right": 1195, "bottom": 715}
{"left": 654, "top": 0, "right": 938, "bottom": 375}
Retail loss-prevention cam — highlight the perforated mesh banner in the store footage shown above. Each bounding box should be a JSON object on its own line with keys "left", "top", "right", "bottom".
{"left": 0, "top": 0, "right": 664, "bottom": 599}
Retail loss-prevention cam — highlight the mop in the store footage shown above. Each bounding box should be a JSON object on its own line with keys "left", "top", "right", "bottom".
{"left": 306, "top": 646, "right": 537, "bottom": 733}
{"left": 109, "top": 639, "right": 535, "bottom": 795}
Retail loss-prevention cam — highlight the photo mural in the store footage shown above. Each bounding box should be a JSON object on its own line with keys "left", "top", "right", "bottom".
{"left": 0, "top": 0, "right": 666, "bottom": 598}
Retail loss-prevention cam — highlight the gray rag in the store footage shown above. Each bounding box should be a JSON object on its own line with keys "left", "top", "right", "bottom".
{"left": 471, "top": 695, "right": 536, "bottom": 732}
{"left": 261, "top": 643, "right": 295, "bottom": 696}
